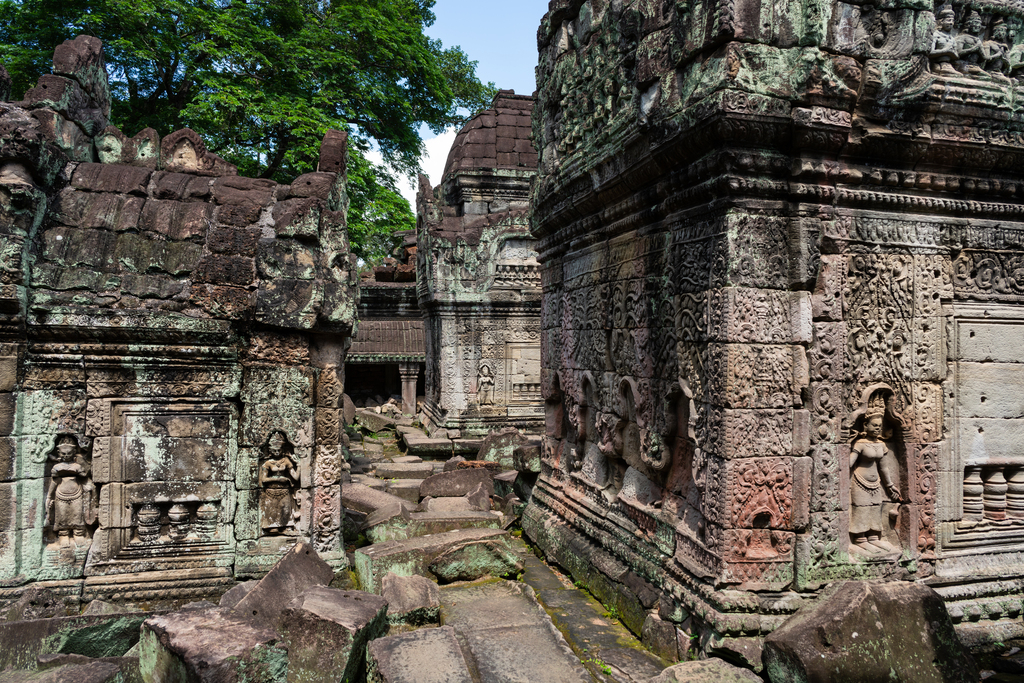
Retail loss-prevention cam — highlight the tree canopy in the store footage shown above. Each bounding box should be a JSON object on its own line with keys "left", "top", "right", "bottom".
{"left": 0, "top": 0, "right": 494, "bottom": 264}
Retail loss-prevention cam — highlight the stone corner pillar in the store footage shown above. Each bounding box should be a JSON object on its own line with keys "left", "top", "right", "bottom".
{"left": 399, "top": 362, "right": 420, "bottom": 416}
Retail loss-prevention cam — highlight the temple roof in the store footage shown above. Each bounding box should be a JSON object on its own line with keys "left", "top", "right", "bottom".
{"left": 442, "top": 90, "right": 537, "bottom": 180}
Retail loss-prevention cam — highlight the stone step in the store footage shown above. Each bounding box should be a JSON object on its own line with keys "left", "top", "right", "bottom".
{"left": 440, "top": 580, "right": 595, "bottom": 683}
{"left": 391, "top": 455, "right": 423, "bottom": 464}
{"left": 365, "top": 508, "right": 503, "bottom": 544}
{"left": 367, "top": 625, "right": 473, "bottom": 683}
{"left": 343, "top": 483, "right": 414, "bottom": 514}
{"left": 400, "top": 431, "right": 454, "bottom": 460}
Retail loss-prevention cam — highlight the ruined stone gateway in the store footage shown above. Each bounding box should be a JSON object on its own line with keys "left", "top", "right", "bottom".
{"left": 524, "top": 0, "right": 1024, "bottom": 655}
{"left": 0, "top": 37, "right": 358, "bottom": 604}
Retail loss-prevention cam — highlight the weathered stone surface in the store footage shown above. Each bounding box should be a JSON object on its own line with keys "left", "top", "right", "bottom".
{"left": 354, "top": 528, "right": 519, "bottom": 593}
{"left": 476, "top": 427, "right": 528, "bottom": 470}
{"left": 342, "top": 483, "right": 416, "bottom": 516}
{"left": 380, "top": 573, "right": 439, "bottom": 626}
{"left": 218, "top": 581, "right": 257, "bottom": 609}
{"left": 232, "top": 541, "right": 334, "bottom": 627}
{"left": 279, "top": 586, "right": 388, "bottom": 683}
{"left": 763, "top": 582, "right": 977, "bottom": 683}
{"left": 81, "top": 600, "right": 124, "bottom": 616}
{"left": 419, "top": 468, "right": 494, "bottom": 499}
{"left": 647, "top": 659, "right": 762, "bottom": 683}
{"left": 440, "top": 580, "right": 591, "bottom": 683}
{"left": 0, "top": 611, "right": 149, "bottom": 672}
{"left": 4, "top": 587, "right": 67, "bottom": 621}
{"left": 428, "top": 538, "right": 522, "bottom": 583}
{"left": 0, "top": 660, "right": 125, "bottom": 683}
{"left": 140, "top": 608, "right": 287, "bottom": 683}
{"left": 365, "top": 507, "right": 501, "bottom": 544}
{"left": 443, "top": 456, "right": 465, "bottom": 472}
{"left": 355, "top": 409, "right": 398, "bottom": 434}
{"left": 366, "top": 626, "right": 472, "bottom": 683}
{"left": 375, "top": 463, "right": 434, "bottom": 480}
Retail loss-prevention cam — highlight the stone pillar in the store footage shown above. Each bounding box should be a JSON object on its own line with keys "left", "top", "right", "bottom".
{"left": 399, "top": 362, "right": 420, "bottom": 416}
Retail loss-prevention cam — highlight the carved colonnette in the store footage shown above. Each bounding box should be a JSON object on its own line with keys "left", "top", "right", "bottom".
{"left": 415, "top": 91, "right": 544, "bottom": 436}
{"left": 0, "top": 38, "right": 357, "bottom": 607}
{"left": 526, "top": 0, "right": 1024, "bottom": 656}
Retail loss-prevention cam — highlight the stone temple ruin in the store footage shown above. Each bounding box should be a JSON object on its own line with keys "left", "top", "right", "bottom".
{"left": 2, "top": 0, "right": 1024, "bottom": 678}
{"left": 0, "top": 36, "right": 357, "bottom": 601}
{"left": 524, "top": 0, "right": 1024, "bottom": 660}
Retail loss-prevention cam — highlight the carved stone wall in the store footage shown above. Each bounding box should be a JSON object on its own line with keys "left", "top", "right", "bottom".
{"left": 0, "top": 37, "right": 357, "bottom": 605}
{"left": 416, "top": 91, "right": 543, "bottom": 436}
{"left": 526, "top": 0, "right": 1024, "bottom": 652}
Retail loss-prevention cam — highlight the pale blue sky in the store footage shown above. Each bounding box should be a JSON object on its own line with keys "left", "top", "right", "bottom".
{"left": 378, "top": 0, "right": 550, "bottom": 201}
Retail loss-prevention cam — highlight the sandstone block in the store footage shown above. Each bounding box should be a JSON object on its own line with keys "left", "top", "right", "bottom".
{"left": 0, "top": 659, "right": 125, "bottom": 682}
{"left": 366, "top": 626, "right": 472, "bottom": 683}
{"left": 376, "top": 463, "right": 434, "bottom": 480}
{"left": 279, "top": 586, "right": 388, "bottom": 683}
{"left": 428, "top": 538, "right": 522, "bottom": 583}
{"left": 384, "top": 478, "right": 422, "bottom": 503}
{"left": 51, "top": 35, "right": 109, "bottom": 117}
{"left": 365, "top": 508, "right": 501, "bottom": 544}
{"left": 354, "top": 528, "right": 521, "bottom": 593}
{"left": 140, "top": 608, "right": 286, "bottom": 683}
{"left": 342, "top": 483, "right": 415, "bottom": 515}
{"left": 355, "top": 409, "right": 398, "bottom": 434}
{"left": 232, "top": 540, "right": 334, "bottom": 628}
{"left": 70, "top": 163, "right": 150, "bottom": 195}
{"left": 762, "top": 581, "right": 978, "bottom": 683}
{"left": 381, "top": 573, "right": 440, "bottom": 626}
{"left": 419, "top": 468, "right": 494, "bottom": 499}
{"left": 647, "top": 659, "right": 762, "bottom": 683}
{"left": 288, "top": 172, "right": 336, "bottom": 199}
{"left": 218, "top": 581, "right": 257, "bottom": 609}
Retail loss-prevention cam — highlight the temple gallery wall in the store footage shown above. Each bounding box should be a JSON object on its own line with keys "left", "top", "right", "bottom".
{"left": 2, "top": 0, "right": 1024, "bottom": 660}
{"left": 522, "top": 0, "right": 1024, "bottom": 654}
{"left": 0, "top": 36, "right": 358, "bottom": 604}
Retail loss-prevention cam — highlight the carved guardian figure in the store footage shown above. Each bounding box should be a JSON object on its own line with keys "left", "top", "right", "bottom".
{"left": 849, "top": 391, "right": 901, "bottom": 556}
{"left": 46, "top": 435, "right": 97, "bottom": 550}
{"left": 259, "top": 431, "right": 300, "bottom": 534}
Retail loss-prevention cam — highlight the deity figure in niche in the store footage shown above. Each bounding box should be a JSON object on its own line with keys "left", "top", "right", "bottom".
{"left": 259, "top": 430, "right": 300, "bottom": 534}
{"left": 955, "top": 11, "right": 985, "bottom": 75}
{"left": 477, "top": 364, "right": 494, "bottom": 406}
{"left": 930, "top": 6, "right": 959, "bottom": 74}
{"left": 46, "top": 435, "right": 97, "bottom": 549}
{"left": 849, "top": 391, "right": 902, "bottom": 555}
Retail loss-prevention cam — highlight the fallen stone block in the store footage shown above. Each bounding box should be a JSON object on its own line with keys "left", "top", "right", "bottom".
{"left": 354, "top": 528, "right": 521, "bottom": 594}
{"left": 493, "top": 470, "right": 518, "bottom": 498}
{"left": 443, "top": 456, "right": 465, "bottom": 472}
{"left": 381, "top": 573, "right": 439, "bottom": 626}
{"left": 81, "top": 600, "right": 124, "bottom": 617}
{"left": 342, "top": 483, "right": 415, "bottom": 515}
{"left": 647, "top": 659, "right": 762, "bottom": 683}
{"left": 429, "top": 538, "right": 523, "bottom": 583}
{"left": 465, "top": 482, "right": 491, "bottom": 512}
{"left": 366, "top": 626, "right": 472, "bottom": 683}
{"left": 400, "top": 431, "right": 453, "bottom": 460}
{"left": 355, "top": 409, "right": 397, "bottom": 433}
{"left": 34, "top": 653, "right": 140, "bottom": 682}
{"left": 513, "top": 444, "right": 541, "bottom": 473}
{"left": 233, "top": 541, "right": 334, "bottom": 628}
{"left": 365, "top": 507, "right": 502, "bottom": 544}
{"left": 475, "top": 427, "right": 527, "bottom": 470}
{"left": 762, "top": 581, "right": 978, "bottom": 683}
{"left": 392, "top": 456, "right": 422, "bottom": 464}
{"left": 384, "top": 478, "right": 423, "bottom": 503}
{"left": 279, "top": 586, "right": 388, "bottom": 683}
{"left": 140, "top": 608, "right": 287, "bottom": 683}
{"left": 419, "top": 468, "right": 494, "bottom": 499}
{"left": 0, "top": 660, "right": 125, "bottom": 683}
{"left": 376, "top": 463, "right": 434, "bottom": 480}
{"left": 420, "top": 496, "right": 479, "bottom": 513}
{"left": 218, "top": 581, "right": 257, "bottom": 609}
{"left": 0, "top": 611, "right": 149, "bottom": 671}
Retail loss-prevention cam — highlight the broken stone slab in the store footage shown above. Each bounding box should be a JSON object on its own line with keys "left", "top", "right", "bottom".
{"left": 443, "top": 456, "right": 466, "bottom": 472}
{"left": 342, "top": 483, "right": 416, "bottom": 515}
{"left": 376, "top": 463, "right": 434, "bottom": 480}
{"left": 513, "top": 444, "right": 541, "bottom": 473}
{"left": 384, "top": 478, "right": 423, "bottom": 503}
{"left": 0, "top": 611, "right": 150, "bottom": 671}
{"left": 428, "top": 538, "right": 524, "bottom": 584}
{"left": 0, "top": 660, "right": 124, "bottom": 683}
{"left": 475, "top": 427, "right": 528, "bottom": 470}
{"left": 646, "top": 659, "right": 762, "bottom": 683}
{"left": 400, "top": 431, "right": 453, "bottom": 459}
{"left": 418, "top": 468, "right": 494, "bottom": 499}
{"left": 218, "top": 581, "right": 257, "bottom": 609}
{"left": 232, "top": 540, "right": 334, "bottom": 628}
{"left": 140, "top": 608, "right": 287, "bottom": 683}
{"left": 354, "top": 528, "right": 521, "bottom": 594}
{"left": 420, "top": 496, "right": 481, "bottom": 513}
{"left": 356, "top": 409, "right": 398, "bottom": 433}
{"left": 32, "top": 653, "right": 140, "bottom": 682}
{"left": 381, "top": 573, "right": 440, "bottom": 626}
{"left": 365, "top": 506, "right": 502, "bottom": 544}
{"left": 279, "top": 586, "right": 388, "bottom": 683}
{"left": 391, "top": 456, "right": 422, "bottom": 464}
{"left": 493, "top": 470, "right": 519, "bottom": 498}
{"left": 762, "top": 581, "right": 978, "bottom": 683}
{"left": 366, "top": 626, "right": 472, "bottom": 683}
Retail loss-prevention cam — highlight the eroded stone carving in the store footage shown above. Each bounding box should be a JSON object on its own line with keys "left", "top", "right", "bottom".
{"left": 259, "top": 431, "right": 300, "bottom": 535}
{"left": 848, "top": 388, "right": 902, "bottom": 557}
{"left": 45, "top": 434, "right": 97, "bottom": 552}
